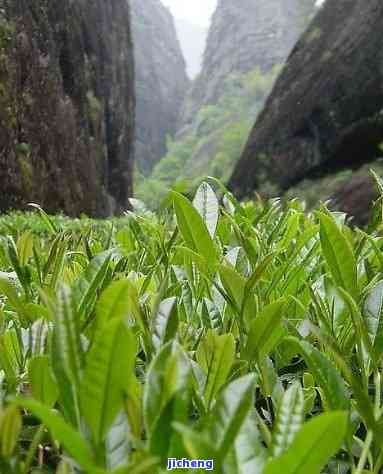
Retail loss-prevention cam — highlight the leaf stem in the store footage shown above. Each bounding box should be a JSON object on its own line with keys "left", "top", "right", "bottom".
{"left": 354, "top": 430, "right": 373, "bottom": 474}
{"left": 23, "top": 424, "right": 45, "bottom": 474}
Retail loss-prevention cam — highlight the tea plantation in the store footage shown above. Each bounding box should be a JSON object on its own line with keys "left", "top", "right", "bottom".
{"left": 1, "top": 178, "right": 383, "bottom": 473}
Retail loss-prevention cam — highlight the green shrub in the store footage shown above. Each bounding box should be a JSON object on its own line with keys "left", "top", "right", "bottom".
{"left": 1, "top": 177, "right": 383, "bottom": 472}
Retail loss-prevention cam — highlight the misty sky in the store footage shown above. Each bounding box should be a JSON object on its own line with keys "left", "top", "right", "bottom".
{"left": 161, "top": 0, "right": 217, "bottom": 27}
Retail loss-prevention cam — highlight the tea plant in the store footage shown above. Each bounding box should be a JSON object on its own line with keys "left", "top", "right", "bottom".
{"left": 1, "top": 177, "right": 383, "bottom": 473}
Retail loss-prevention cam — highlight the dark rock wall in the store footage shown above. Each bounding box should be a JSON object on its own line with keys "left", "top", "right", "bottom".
{"left": 181, "top": 0, "right": 316, "bottom": 127}
{"left": 131, "top": 0, "right": 189, "bottom": 175}
{"left": 229, "top": 0, "right": 383, "bottom": 216}
{"left": 0, "top": 0, "right": 135, "bottom": 216}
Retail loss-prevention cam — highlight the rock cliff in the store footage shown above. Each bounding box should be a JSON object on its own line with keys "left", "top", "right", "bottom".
{"left": 181, "top": 0, "right": 316, "bottom": 127}
{"left": 229, "top": 0, "right": 383, "bottom": 223}
{"left": 131, "top": 0, "right": 189, "bottom": 175}
{"left": 0, "top": 0, "right": 135, "bottom": 216}
{"left": 145, "top": 0, "right": 316, "bottom": 194}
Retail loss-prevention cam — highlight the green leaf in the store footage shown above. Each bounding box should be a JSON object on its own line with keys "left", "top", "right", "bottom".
{"left": 16, "top": 231, "right": 34, "bottom": 266}
{"left": 0, "top": 330, "right": 22, "bottom": 385}
{"left": 143, "top": 342, "right": 190, "bottom": 430}
{"left": 259, "top": 358, "right": 284, "bottom": 405}
{"left": 277, "top": 212, "right": 300, "bottom": 251}
{"left": 201, "top": 298, "right": 223, "bottom": 331}
{"left": 49, "top": 286, "right": 83, "bottom": 428}
{"left": 56, "top": 460, "right": 75, "bottom": 474}
{"left": 225, "top": 411, "right": 267, "bottom": 474}
{"left": 172, "top": 245, "right": 210, "bottom": 277}
{"left": 117, "top": 456, "right": 159, "bottom": 474}
{"left": 193, "top": 181, "right": 219, "bottom": 238}
{"left": 96, "top": 279, "right": 141, "bottom": 329}
{"left": 219, "top": 264, "right": 246, "bottom": 312}
{"left": 80, "top": 320, "right": 137, "bottom": 445}
{"left": 271, "top": 383, "right": 304, "bottom": 457}
{"left": 318, "top": 212, "right": 358, "bottom": 299}
{"left": 172, "top": 191, "right": 217, "bottom": 264}
{"left": 371, "top": 169, "right": 383, "bottom": 195}
{"left": 15, "top": 398, "right": 96, "bottom": 470}
{"left": 218, "top": 262, "right": 258, "bottom": 331}
{"left": 303, "top": 373, "right": 316, "bottom": 415}
{"left": 123, "top": 377, "right": 142, "bottom": 441}
{"left": 338, "top": 287, "right": 376, "bottom": 367}
{"left": 143, "top": 342, "right": 191, "bottom": 459}
{"left": 244, "top": 299, "right": 287, "bottom": 362}
{"left": 196, "top": 330, "right": 235, "bottom": 407}
{"left": 152, "top": 297, "right": 179, "bottom": 350}
{"left": 244, "top": 254, "right": 273, "bottom": 296}
{"left": 0, "top": 275, "right": 29, "bottom": 325}
{"left": 28, "top": 203, "right": 58, "bottom": 234}
{"left": 52, "top": 285, "right": 83, "bottom": 389}
{"left": 105, "top": 411, "right": 130, "bottom": 470}
{"left": 0, "top": 405, "right": 22, "bottom": 457}
{"left": 363, "top": 280, "right": 383, "bottom": 357}
{"left": 28, "top": 355, "right": 59, "bottom": 407}
{"left": 209, "top": 374, "right": 255, "bottom": 459}
{"left": 73, "top": 251, "right": 112, "bottom": 318}
{"left": 47, "top": 235, "right": 67, "bottom": 291}
{"left": 288, "top": 338, "right": 349, "bottom": 411}
{"left": 173, "top": 421, "right": 216, "bottom": 460}
{"left": 264, "top": 412, "right": 348, "bottom": 474}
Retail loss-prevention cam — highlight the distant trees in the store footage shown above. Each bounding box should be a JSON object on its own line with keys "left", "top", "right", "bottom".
{"left": 135, "top": 66, "right": 281, "bottom": 208}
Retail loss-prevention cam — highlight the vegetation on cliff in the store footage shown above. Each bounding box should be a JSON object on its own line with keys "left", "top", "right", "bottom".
{"left": 136, "top": 66, "right": 281, "bottom": 208}
{"left": 135, "top": 0, "right": 317, "bottom": 210}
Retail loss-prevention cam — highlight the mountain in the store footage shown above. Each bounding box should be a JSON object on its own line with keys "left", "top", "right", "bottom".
{"left": 229, "top": 0, "right": 383, "bottom": 224}
{"left": 136, "top": 0, "right": 316, "bottom": 207}
{"left": 131, "top": 0, "right": 189, "bottom": 175}
{"left": 0, "top": 0, "right": 135, "bottom": 216}
{"left": 180, "top": 0, "right": 316, "bottom": 127}
{"left": 174, "top": 17, "right": 208, "bottom": 79}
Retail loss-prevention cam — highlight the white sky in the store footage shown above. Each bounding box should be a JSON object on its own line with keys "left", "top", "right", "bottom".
{"left": 161, "top": 0, "right": 217, "bottom": 27}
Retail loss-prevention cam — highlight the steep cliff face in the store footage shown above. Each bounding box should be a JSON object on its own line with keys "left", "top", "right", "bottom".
{"left": 142, "top": 0, "right": 316, "bottom": 198}
{"left": 131, "top": 0, "right": 189, "bottom": 175}
{"left": 0, "top": 0, "right": 135, "bottom": 216}
{"left": 181, "top": 0, "right": 316, "bottom": 126}
{"left": 229, "top": 0, "right": 383, "bottom": 223}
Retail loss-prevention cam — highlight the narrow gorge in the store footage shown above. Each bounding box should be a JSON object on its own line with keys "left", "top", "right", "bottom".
{"left": 137, "top": 0, "right": 317, "bottom": 206}
{"left": 131, "top": 0, "right": 189, "bottom": 175}
{"left": 181, "top": 0, "right": 316, "bottom": 127}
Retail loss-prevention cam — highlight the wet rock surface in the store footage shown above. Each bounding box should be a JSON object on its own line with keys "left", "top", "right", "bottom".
{"left": 229, "top": 0, "right": 383, "bottom": 223}
{"left": 0, "top": 0, "right": 135, "bottom": 216}
{"left": 180, "top": 0, "right": 315, "bottom": 128}
{"left": 131, "top": 0, "right": 189, "bottom": 175}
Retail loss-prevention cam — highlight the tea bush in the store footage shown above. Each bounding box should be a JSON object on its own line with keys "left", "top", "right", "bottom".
{"left": 1, "top": 177, "right": 383, "bottom": 473}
